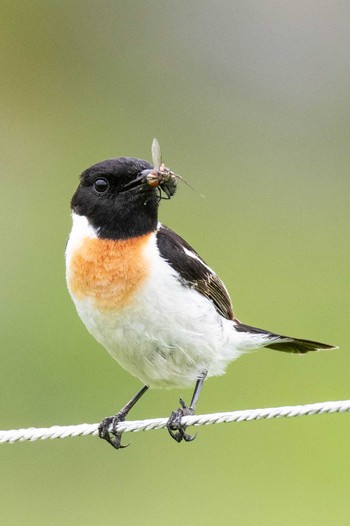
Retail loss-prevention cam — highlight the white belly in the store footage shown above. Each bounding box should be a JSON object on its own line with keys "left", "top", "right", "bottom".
{"left": 71, "top": 285, "right": 242, "bottom": 388}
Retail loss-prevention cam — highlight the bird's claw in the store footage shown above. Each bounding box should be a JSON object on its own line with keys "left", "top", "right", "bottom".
{"left": 166, "top": 398, "right": 197, "bottom": 443}
{"left": 98, "top": 413, "right": 130, "bottom": 449}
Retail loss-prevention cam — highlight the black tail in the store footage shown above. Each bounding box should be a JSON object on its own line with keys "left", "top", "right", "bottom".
{"left": 235, "top": 322, "right": 337, "bottom": 354}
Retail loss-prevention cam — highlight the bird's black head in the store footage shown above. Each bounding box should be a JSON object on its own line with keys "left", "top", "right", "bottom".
{"left": 71, "top": 157, "right": 159, "bottom": 240}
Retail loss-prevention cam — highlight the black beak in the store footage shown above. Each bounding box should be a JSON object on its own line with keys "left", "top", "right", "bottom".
{"left": 119, "top": 170, "right": 153, "bottom": 193}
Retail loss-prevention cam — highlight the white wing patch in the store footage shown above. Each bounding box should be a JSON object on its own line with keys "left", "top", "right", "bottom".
{"left": 182, "top": 246, "right": 217, "bottom": 276}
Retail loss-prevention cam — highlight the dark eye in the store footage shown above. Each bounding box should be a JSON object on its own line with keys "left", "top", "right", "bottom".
{"left": 93, "top": 178, "right": 109, "bottom": 194}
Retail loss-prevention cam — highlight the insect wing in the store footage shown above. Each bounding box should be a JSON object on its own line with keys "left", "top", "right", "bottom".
{"left": 151, "top": 138, "right": 162, "bottom": 170}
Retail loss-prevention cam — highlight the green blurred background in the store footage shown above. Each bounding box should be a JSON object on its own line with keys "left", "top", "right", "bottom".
{"left": 1, "top": 1, "right": 349, "bottom": 524}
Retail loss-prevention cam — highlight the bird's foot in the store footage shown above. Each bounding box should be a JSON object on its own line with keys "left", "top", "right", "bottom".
{"left": 97, "top": 385, "right": 149, "bottom": 450}
{"left": 98, "top": 412, "right": 129, "bottom": 450}
{"left": 166, "top": 398, "right": 196, "bottom": 443}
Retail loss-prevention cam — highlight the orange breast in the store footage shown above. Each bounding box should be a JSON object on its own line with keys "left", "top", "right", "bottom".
{"left": 68, "top": 234, "right": 152, "bottom": 310}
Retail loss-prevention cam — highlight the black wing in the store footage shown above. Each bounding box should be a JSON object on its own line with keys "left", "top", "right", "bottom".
{"left": 156, "top": 224, "right": 235, "bottom": 320}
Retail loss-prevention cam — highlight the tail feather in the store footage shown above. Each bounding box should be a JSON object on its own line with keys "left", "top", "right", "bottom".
{"left": 235, "top": 322, "right": 337, "bottom": 354}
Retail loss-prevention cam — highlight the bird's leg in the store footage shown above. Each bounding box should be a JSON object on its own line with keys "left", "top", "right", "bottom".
{"left": 98, "top": 385, "right": 149, "bottom": 449}
{"left": 167, "top": 370, "right": 208, "bottom": 443}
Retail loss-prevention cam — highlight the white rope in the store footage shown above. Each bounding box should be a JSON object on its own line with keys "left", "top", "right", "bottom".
{"left": 0, "top": 399, "right": 349, "bottom": 444}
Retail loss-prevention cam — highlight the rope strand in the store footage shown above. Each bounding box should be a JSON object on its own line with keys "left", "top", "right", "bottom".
{"left": 1, "top": 399, "right": 349, "bottom": 444}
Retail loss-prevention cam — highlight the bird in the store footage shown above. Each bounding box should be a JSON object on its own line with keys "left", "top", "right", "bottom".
{"left": 65, "top": 139, "right": 336, "bottom": 449}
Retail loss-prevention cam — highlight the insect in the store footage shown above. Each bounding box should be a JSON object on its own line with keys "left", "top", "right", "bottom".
{"left": 121, "top": 138, "right": 200, "bottom": 199}
{"left": 146, "top": 138, "right": 179, "bottom": 199}
{"left": 148, "top": 138, "right": 203, "bottom": 199}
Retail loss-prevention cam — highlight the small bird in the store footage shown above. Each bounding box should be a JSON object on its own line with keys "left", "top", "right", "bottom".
{"left": 65, "top": 139, "right": 336, "bottom": 449}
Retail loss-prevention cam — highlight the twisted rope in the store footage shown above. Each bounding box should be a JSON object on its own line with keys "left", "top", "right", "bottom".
{"left": 0, "top": 399, "right": 349, "bottom": 443}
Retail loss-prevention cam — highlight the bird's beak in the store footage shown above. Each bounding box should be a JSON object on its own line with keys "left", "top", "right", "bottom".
{"left": 120, "top": 169, "right": 160, "bottom": 193}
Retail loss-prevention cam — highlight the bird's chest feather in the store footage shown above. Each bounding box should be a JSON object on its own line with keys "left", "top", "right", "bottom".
{"left": 66, "top": 233, "right": 152, "bottom": 311}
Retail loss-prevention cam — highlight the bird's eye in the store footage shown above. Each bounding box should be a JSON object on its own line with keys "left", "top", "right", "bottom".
{"left": 93, "top": 178, "right": 109, "bottom": 194}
